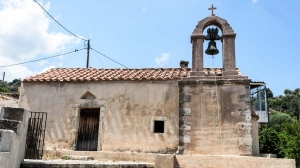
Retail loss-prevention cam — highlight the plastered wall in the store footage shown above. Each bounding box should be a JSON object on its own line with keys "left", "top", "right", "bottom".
{"left": 19, "top": 80, "right": 179, "bottom": 152}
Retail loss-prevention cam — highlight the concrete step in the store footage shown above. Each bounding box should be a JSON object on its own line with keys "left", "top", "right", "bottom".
{"left": 20, "top": 159, "right": 155, "bottom": 168}
{"left": 0, "top": 129, "right": 14, "bottom": 152}
{"left": 0, "top": 119, "right": 20, "bottom": 135}
{"left": 44, "top": 150, "right": 157, "bottom": 163}
{"left": 0, "top": 107, "right": 25, "bottom": 122}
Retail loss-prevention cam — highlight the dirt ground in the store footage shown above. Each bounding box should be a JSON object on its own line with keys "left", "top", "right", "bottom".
{"left": 0, "top": 93, "right": 18, "bottom": 108}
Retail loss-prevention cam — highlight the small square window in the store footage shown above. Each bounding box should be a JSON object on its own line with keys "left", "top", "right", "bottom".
{"left": 154, "top": 120, "right": 165, "bottom": 133}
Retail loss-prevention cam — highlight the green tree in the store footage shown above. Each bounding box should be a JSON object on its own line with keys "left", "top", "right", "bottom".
{"left": 9, "top": 78, "right": 21, "bottom": 86}
{"left": 268, "top": 88, "right": 300, "bottom": 118}
{"left": 277, "top": 121, "right": 300, "bottom": 167}
{"left": 266, "top": 88, "right": 274, "bottom": 98}
{"left": 259, "top": 126, "right": 281, "bottom": 155}
{"left": 0, "top": 78, "right": 21, "bottom": 92}
{"left": 269, "top": 112, "right": 293, "bottom": 131}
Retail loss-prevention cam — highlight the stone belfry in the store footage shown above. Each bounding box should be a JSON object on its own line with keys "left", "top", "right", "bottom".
{"left": 190, "top": 4, "right": 238, "bottom": 77}
{"left": 179, "top": 5, "right": 255, "bottom": 156}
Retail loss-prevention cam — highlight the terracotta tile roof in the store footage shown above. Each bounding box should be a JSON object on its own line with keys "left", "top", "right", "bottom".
{"left": 22, "top": 68, "right": 241, "bottom": 82}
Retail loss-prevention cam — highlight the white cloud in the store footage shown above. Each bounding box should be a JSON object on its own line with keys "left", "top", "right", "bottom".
{"left": 41, "top": 65, "right": 55, "bottom": 73}
{"left": 0, "top": 0, "right": 80, "bottom": 81}
{"left": 37, "top": 60, "right": 47, "bottom": 66}
{"left": 56, "top": 62, "right": 63, "bottom": 67}
{"left": 155, "top": 53, "right": 170, "bottom": 67}
{"left": 1, "top": 65, "right": 34, "bottom": 80}
{"left": 252, "top": 0, "right": 258, "bottom": 3}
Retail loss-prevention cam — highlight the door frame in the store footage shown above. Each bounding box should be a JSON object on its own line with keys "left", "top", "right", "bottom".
{"left": 71, "top": 99, "right": 106, "bottom": 151}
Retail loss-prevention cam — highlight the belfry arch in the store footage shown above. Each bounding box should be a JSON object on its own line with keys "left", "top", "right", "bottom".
{"left": 190, "top": 15, "right": 238, "bottom": 76}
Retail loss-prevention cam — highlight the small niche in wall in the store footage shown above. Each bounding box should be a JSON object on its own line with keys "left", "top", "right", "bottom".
{"left": 81, "top": 91, "right": 96, "bottom": 100}
{"left": 153, "top": 120, "right": 165, "bottom": 133}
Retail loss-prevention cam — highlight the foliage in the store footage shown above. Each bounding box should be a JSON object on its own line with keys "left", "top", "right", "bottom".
{"left": 9, "top": 78, "right": 21, "bottom": 86}
{"left": 0, "top": 87, "right": 9, "bottom": 92}
{"left": 260, "top": 120, "right": 300, "bottom": 167}
{"left": 269, "top": 112, "right": 292, "bottom": 131}
{"left": 277, "top": 121, "right": 300, "bottom": 167}
{"left": 0, "top": 78, "right": 21, "bottom": 92}
{"left": 259, "top": 126, "right": 280, "bottom": 155}
{"left": 268, "top": 88, "right": 300, "bottom": 118}
{"left": 266, "top": 88, "right": 274, "bottom": 98}
{"left": 258, "top": 88, "right": 300, "bottom": 167}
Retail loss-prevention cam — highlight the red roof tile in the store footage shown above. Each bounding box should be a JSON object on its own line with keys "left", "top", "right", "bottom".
{"left": 22, "top": 68, "right": 242, "bottom": 82}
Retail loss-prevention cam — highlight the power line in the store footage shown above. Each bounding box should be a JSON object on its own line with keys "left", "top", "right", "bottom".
{"left": 91, "top": 48, "right": 128, "bottom": 68}
{"left": 0, "top": 48, "right": 85, "bottom": 68}
{"left": 33, "top": 0, "right": 87, "bottom": 41}
{"left": 7, "top": 49, "right": 82, "bottom": 78}
{"left": 7, "top": 43, "right": 85, "bottom": 77}
{"left": 61, "top": 51, "right": 80, "bottom": 67}
{"left": 91, "top": 50, "right": 105, "bottom": 68}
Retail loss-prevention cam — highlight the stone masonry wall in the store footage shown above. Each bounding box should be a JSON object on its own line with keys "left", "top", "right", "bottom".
{"left": 178, "top": 79, "right": 252, "bottom": 155}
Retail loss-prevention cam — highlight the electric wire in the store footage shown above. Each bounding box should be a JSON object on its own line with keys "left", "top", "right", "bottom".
{"left": 61, "top": 51, "right": 80, "bottom": 67}
{"left": 3, "top": 49, "right": 84, "bottom": 78}
{"left": 91, "top": 48, "right": 128, "bottom": 68}
{"left": 0, "top": 48, "right": 86, "bottom": 68}
{"left": 7, "top": 49, "right": 84, "bottom": 79}
{"left": 90, "top": 48, "right": 138, "bottom": 79}
{"left": 10, "top": 59, "right": 52, "bottom": 77}
{"left": 33, "top": 0, "right": 87, "bottom": 41}
{"left": 91, "top": 50, "right": 105, "bottom": 68}
{"left": 4, "top": 43, "right": 86, "bottom": 78}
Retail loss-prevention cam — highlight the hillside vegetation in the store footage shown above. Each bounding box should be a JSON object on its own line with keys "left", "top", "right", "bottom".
{"left": 260, "top": 88, "right": 300, "bottom": 167}
{"left": 0, "top": 78, "right": 21, "bottom": 93}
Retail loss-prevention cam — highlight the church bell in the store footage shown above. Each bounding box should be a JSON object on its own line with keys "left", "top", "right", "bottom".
{"left": 204, "top": 27, "right": 221, "bottom": 56}
{"left": 205, "top": 41, "right": 219, "bottom": 55}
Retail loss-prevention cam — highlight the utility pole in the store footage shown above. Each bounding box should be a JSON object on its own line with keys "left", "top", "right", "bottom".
{"left": 2, "top": 72, "right": 4, "bottom": 82}
{"left": 0, "top": 72, "right": 5, "bottom": 86}
{"left": 86, "top": 39, "right": 90, "bottom": 68}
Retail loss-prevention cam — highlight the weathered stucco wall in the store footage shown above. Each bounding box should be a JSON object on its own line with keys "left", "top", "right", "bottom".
{"left": 19, "top": 80, "right": 179, "bottom": 153}
{"left": 178, "top": 79, "right": 252, "bottom": 155}
{"left": 0, "top": 107, "right": 28, "bottom": 168}
{"left": 175, "top": 155, "right": 296, "bottom": 168}
{"left": 252, "top": 119, "right": 259, "bottom": 156}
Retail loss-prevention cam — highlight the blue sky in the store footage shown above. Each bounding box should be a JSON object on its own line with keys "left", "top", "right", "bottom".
{"left": 0, "top": 0, "right": 299, "bottom": 96}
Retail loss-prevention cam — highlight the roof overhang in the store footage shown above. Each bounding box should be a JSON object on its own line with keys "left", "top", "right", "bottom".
{"left": 250, "top": 81, "right": 266, "bottom": 89}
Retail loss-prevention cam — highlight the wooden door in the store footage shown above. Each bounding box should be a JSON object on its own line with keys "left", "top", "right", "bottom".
{"left": 76, "top": 108, "right": 100, "bottom": 151}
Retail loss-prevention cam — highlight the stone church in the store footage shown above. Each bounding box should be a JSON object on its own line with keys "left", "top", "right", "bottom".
{"left": 19, "top": 6, "right": 295, "bottom": 168}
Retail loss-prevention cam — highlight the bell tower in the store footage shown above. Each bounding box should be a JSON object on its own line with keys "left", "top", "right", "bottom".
{"left": 178, "top": 5, "right": 254, "bottom": 156}
{"left": 190, "top": 5, "right": 238, "bottom": 76}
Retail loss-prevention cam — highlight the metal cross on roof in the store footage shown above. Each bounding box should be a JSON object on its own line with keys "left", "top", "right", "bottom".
{"left": 208, "top": 4, "right": 217, "bottom": 16}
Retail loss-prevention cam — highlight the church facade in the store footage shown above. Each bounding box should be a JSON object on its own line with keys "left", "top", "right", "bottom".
{"left": 19, "top": 9, "right": 295, "bottom": 168}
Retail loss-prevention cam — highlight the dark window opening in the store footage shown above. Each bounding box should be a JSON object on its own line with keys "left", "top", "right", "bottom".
{"left": 154, "top": 120, "right": 165, "bottom": 133}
